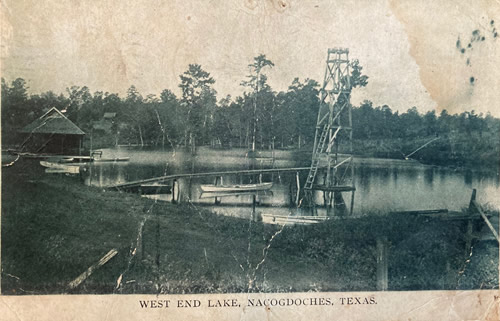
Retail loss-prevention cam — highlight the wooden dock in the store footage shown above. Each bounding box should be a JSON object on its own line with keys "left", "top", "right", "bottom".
{"left": 107, "top": 166, "right": 312, "bottom": 191}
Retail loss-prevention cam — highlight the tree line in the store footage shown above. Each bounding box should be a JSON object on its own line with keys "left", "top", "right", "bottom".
{"left": 2, "top": 54, "right": 499, "bottom": 167}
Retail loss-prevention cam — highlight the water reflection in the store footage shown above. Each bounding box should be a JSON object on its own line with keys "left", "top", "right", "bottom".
{"left": 392, "top": 167, "right": 399, "bottom": 187}
{"left": 464, "top": 169, "right": 473, "bottom": 187}
{"left": 82, "top": 147, "right": 500, "bottom": 217}
{"left": 357, "top": 166, "right": 371, "bottom": 194}
{"left": 424, "top": 168, "right": 434, "bottom": 188}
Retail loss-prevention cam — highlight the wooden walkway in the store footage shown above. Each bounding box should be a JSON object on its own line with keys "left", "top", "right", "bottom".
{"left": 108, "top": 166, "right": 312, "bottom": 191}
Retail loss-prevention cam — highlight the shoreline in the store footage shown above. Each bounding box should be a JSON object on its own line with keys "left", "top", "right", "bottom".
{"left": 1, "top": 158, "right": 498, "bottom": 294}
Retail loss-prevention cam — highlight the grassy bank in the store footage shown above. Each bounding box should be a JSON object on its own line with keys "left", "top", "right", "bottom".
{"left": 1, "top": 159, "right": 497, "bottom": 294}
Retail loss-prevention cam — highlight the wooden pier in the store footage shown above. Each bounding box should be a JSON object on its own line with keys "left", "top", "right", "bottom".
{"left": 107, "top": 166, "right": 312, "bottom": 191}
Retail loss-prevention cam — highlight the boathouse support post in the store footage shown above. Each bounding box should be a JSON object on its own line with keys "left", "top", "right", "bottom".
{"left": 376, "top": 236, "right": 389, "bottom": 291}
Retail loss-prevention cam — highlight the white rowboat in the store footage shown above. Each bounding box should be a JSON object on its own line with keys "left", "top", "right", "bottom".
{"left": 200, "top": 182, "right": 273, "bottom": 193}
{"left": 40, "top": 161, "right": 81, "bottom": 174}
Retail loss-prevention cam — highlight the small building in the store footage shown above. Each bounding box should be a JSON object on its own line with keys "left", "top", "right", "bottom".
{"left": 18, "top": 107, "right": 85, "bottom": 155}
{"left": 93, "top": 112, "right": 116, "bottom": 134}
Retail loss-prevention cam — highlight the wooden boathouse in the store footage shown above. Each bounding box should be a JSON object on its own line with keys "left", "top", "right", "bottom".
{"left": 18, "top": 107, "right": 85, "bottom": 155}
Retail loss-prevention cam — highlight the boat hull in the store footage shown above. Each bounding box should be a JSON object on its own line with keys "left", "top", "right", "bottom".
{"left": 40, "top": 161, "right": 80, "bottom": 174}
{"left": 200, "top": 182, "right": 273, "bottom": 193}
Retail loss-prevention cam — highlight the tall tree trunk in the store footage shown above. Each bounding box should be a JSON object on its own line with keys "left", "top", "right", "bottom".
{"left": 154, "top": 109, "right": 166, "bottom": 149}
{"left": 138, "top": 124, "right": 144, "bottom": 147}
{"left": 252, "top": 101, "right": 256, "bottom": 152}
{"left": 190, "top": 133, "right": 196, "bottom": 154}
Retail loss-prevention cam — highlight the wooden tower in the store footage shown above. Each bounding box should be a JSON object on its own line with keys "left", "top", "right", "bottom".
{"left": 303, "top": 48, "right": 356, "bottom": 215}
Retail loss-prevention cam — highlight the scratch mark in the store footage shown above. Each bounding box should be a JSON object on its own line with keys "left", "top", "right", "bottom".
{"left": 115, "top": 216, "right": 147, "bottom": 291}
{"left": 396, "top": 296, "right": 443, "bottom": 319}
{"left": 248, "top": 222, "right": 286, "bottom": 290}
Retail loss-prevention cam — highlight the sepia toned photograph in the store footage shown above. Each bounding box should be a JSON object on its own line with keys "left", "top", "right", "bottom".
{"left": 1, "top": 1, "right": 499, "bottom": 318}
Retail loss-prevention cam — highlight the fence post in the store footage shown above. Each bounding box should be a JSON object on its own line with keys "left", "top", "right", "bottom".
{"left": 376, "top": 236, "right": 389, "bottom": 291}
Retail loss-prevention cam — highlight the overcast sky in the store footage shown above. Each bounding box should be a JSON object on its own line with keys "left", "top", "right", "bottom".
{"left": 1, "top": 0, "right": 499, "bottom": 116}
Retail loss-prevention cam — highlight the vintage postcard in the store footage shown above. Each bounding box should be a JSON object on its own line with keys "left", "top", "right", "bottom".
{"left": 1, "top": 0, "right": 499, "bottom": 320}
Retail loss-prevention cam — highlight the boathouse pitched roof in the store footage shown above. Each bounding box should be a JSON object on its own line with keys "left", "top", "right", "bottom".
{"left": 19, "top": 107, "right": 85, "bottom": 135}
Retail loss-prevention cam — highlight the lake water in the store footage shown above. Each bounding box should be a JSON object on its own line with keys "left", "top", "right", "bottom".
{"left": 82, "top": 146, "right": 500, "bottom": 218}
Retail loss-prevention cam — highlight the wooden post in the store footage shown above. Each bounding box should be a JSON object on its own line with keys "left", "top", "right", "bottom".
{"left": 215, "top": 176, "right": 222, "bottom": 205}
{"left": 68, "top": 249, "right": 118, "bottom": 289}
{"left": 464, "top": 220, "right": 473, "bottom": 257}
{"left": 468, "top": 189, "right": 477, "bottom": 214}
{"left": 188, "top": 176, "right": 192, "bottom": 201}
{"left": 295, "top": 171, "right": 301, "bottom": 206}
{"left": 333, "top": 192, "right": 347, "bottom": 216}
{"left": 350, "top": 190, "right": 355, "bottom": 215}
{"left": 376, "top": 236, "right": 389, "bottom": 291}
{"left": 140, "top": 225, "right": 145, "bottom": 261}
{"left": 98, "top": 163, "right": 104, "bottom": 188}
{"left": 473, "top": 200, "right": 499, "bottom": 242}
{"left": 323, "top": 171, "right": 331, "bottom": 207}
{"left": 155, "top": 205, "right": 161, "bottom": 269}
{"left": 172, "top": 179, "right": 179, "bottom": 204}
{"left": 252, "top": 194, "right": 257, "bottom": 221}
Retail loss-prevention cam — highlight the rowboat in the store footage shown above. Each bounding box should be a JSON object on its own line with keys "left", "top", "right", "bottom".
{"left": 60, "top": 156, "right": 130, "bottom": 163}
{"left": 199, "top": 190, "right": 274, "bottom": 199}
{"left": 45, "top": 167, "right": 80, "bottom": 174}
{"left": 261, "top": 214, "right": 329, "bottom": 225}
{"left": 200, "top": 182, "right": 273, "bottom": 193}
{"left": 94, "top": 157, "right": 130, "bottom": 162}
{"left": 40, "top": 161, "right": 80, "bottom": 174}
{"left": 60, "top": 156, "right": 94, "bottom": 162}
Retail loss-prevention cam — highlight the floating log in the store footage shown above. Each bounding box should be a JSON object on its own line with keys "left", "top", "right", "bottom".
{"left": 389, "top": 209, "right": 448, "bottom": 215}
{"left": 312, "top": 185, "right": 356, "bottom": 192}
